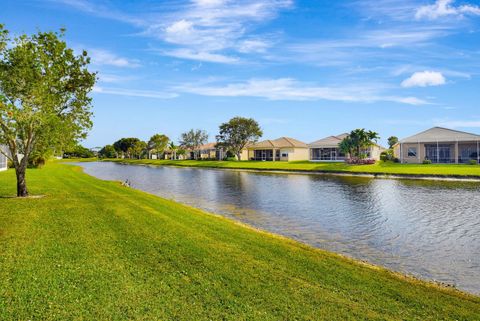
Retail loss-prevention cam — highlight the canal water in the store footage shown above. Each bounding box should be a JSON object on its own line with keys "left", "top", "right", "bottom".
{"left": 76, "top": 162, "right": 480, "bottom": 294}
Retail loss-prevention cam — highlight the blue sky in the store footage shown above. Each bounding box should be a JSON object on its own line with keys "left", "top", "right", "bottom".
{"left": 3, "top": 0, "right": 480, "bottom": 147}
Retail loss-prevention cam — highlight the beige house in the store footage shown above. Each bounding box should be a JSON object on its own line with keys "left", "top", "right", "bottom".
{"left": 308, "top": 133, "right": 384, "bottom": 161}
{"left": 308, "top": 133, "right": 349, "bottom": 161}
{"left": 245, "top": 137, "right": 309, "bottom": 161}
{"left": 394, "top": 127, "right": 480, "bottom": 164}
{"left": 198, "top": 142, "right": 225, "bottom": 160}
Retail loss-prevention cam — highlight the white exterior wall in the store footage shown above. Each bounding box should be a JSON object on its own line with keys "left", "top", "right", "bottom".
{"left": 0, "top": 145, "right": 8, "bottom": 171}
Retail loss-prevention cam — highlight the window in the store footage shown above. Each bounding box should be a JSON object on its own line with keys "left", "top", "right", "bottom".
{"left": 281, "top": 153, "right": 288, "bottom": 157}
{"left": 407, "top": 147, "right": 417, "bottom": 157}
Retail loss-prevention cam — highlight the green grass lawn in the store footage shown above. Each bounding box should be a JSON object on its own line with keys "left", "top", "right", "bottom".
{"left": 0, "top": 164, "right": 479, "bottom": 320}
{"left": 106, "top": 158, "right": 480, "bottom": 177}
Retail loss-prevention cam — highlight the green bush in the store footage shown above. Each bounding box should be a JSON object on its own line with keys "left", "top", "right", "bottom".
{"left": 225, "top": 157, "right": 237, "bottom": 161}
{"left": 423, "top": 159, "right": 432, "bottom": 164}
{"left": 380, "top": 151, "right": 389, "bottom": 162}
{"left": 28, "top": 156, "right": 46, "bottom": 168}
{"left": 469, "top": 159, "right": 478, "bottom": 165}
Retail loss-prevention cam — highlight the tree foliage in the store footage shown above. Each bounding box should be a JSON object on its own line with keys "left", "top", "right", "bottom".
{"left": 339, "top": 129, "right": 380, "bottom": 160}
{"left": 113, "top": 137, "right": 140, "bottom": 158}
{"left": 99, "top": 144, "right": 116, "bottom": 158}
{"left": 147, "top": 134, "right": 169, "bottom": 158}
{"left": 168, "top": 141, "right": 178, "bottom": 160}
{"left": 216, "top": 117, "right": 262, "bottom": 161}
{"left": 63, "top": 144, "right": 94, "bottom": 158}
{"left": 129, "top": 140, "right": 147, "bottom": 159}
{"left": 387, "top": 136, "right": 399, "bottom": 149}
{"left": 0, "top": 25, "right": 96, "bottom": 196}
{"left": 179, "top": 129, "right": 208, "bottom": 160}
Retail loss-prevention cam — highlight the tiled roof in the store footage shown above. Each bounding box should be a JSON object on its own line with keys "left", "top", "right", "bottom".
{"left": 198, "top": 142, "right": 217, "bottom": 150}
{"left": 308, "top": 133, "right": 349, "bottom": 148}
{"left": 399, "top": 127, "right": 480, "bottom": 143}
{"left": 248, "top": 137, "right": 308, "bottom": 149}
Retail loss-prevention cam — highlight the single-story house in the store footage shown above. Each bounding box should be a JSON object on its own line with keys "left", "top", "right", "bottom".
{"left": 197, "top": 142, "right": 225, "bottom": 160}
{"left": 308, "top": 133, "right": 385, "bottom": 161}
{"left": 394, "top": 127, "right": 480, "bottom": 164}
{"left": 245, "top": 137, "right": 309, "bottom": 161}
{"left": 0, "top": 145, "right": 8, "bottom": 171}
{"left": 163, "top": 149, "right": 189, "bottom": 160}
{"left": 308, "top": 133, "right": 349, "bottom": 161}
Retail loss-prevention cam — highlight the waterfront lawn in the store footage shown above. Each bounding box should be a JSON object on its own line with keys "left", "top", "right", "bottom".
{"left": 0, "top": 164, "right": 479, "bottom": 320}
{"left": 107, "top": 158, "right": 480, "bottom": 177}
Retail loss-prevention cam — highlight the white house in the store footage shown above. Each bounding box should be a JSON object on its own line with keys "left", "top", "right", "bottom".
{"left": 0, "top": 145, "right": 8, "bottom": 171}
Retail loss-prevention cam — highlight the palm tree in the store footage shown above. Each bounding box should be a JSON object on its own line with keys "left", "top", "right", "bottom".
{"left": 168, "top": 141, "right": 178, "bottom": 160}
{"left": 340, "top": 129, "right": 380, "bottom": 160}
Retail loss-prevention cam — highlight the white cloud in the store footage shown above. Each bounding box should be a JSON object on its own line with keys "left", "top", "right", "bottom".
{"left": 162, "top": 49, "right": 239, "bottom": 64}
{"left": 175, "top": 78, "right": 428, "bottom": 105}
{"left": 97, "top": 73, "right": 136, "bottom": 83}
{"left": 89, "top": 49, "right": 140, "bottom": 68}
{"left": 237, "top": 39, "right": 271, "bottom": 53}
{"left": 416, "top": 0, "right": 480, "bottom": 20}
{"left": 93, "top": 86, "right": 177, "bottom": 99}
{"left": 150, "top": 0, "right": 292, "bottom": 62}
{"left": 193, "top": 0, "right": 226, "bottom": 7}
{"left": 401, "top": 71, "right": 446, "bottom": 87}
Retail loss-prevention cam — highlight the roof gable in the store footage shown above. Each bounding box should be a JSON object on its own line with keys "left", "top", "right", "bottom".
{"left": 249, "top": 137, "right": 307, "bottom": 149}
{"left": 400, "top": 127, "right": 480, "bottom": 143}
{"left": 308, "top": 133, "right": 348, "bottom": 148}
{"left": 198, "top": 142, "right": 217, "bottom": 150}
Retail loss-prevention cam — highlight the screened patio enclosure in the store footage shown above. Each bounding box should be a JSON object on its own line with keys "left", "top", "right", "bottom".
{"left": 252, "top": 149, "right": 280, "bottom": 161}
{"left": 310, "top": 148, "right": 345, "bottom": 161}
{"left": 424, "top": 143, "right": 479, "bottom": 164}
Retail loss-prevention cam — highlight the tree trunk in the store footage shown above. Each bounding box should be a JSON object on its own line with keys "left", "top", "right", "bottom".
{"left": 15, "top": 164, "right": 28, "bottom": 197}
{"left": 236, "top": 152, "right": 241, "bottom": 161}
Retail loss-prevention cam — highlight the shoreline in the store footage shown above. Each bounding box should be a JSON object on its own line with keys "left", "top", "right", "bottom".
{"left": 104, "top": 159, "right": 480, "bottom": 182}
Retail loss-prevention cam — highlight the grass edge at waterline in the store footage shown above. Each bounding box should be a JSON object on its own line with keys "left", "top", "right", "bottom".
{"left": 95, "top": 158, "right": 480, "bottom": 179}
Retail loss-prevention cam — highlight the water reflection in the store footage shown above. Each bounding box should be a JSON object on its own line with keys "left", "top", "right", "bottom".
{"left": 75, "top": 162, "right": 480, "bottom": 294}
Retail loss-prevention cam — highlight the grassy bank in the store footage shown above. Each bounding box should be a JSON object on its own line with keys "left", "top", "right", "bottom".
{"left": 106, "top": 158, "right": 480, "bottom": 178}
{"left": 0, "top": 164, "right": 479, "bottom": 320}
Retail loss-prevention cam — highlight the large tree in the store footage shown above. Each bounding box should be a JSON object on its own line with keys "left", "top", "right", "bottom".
{"left": 387, "top": 136, "right": 399, "bottom": 149}
{"left": 179, "top": 129, "right": 208, "bottom": 160}
{"left": 339, "top": 129, "right": 380, "bottom": 159}
{"left": 113, "top": 137, "right": 140, "bottom": 159}
{"left": 0, "top": 25, "right": 96, "bottom": 196}
{"left": 216, "top": 117, "right": 262, "bottom": 161}
{"left": 99, "top": 144, "right": 117, "bottom": 159}
{"left": 147, "top": 134, "right": 169, "bottom": 159}
{"left": 129, "top": 140, "right": 147, "bottom": 159}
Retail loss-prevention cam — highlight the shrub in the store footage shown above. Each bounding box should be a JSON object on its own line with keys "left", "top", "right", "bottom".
{"left": 393, "top": 158, "right": 400, "bottom": 163}
{"left": 380, "top": 151, "right": 389, "bottom": 162}
{"left": 345, "top": 158, "right": 376, "bottom": 165}
{"left": 423, "top": 159, "right": 432, "bottom": 164}
{"left": 28, "top": 156, "right": 46, "bottom": 168}
{"left": 469, "top": 159, "right": 478, "bottom": 165}
{"left": 225, "top": 157, "right": 237, "bottom": 161}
